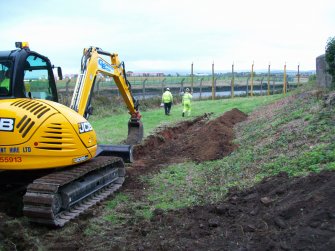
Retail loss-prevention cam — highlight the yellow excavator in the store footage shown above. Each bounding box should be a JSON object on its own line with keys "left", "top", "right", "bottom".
{"left": 0, "top": 42, "right": 143, "bottom": 226}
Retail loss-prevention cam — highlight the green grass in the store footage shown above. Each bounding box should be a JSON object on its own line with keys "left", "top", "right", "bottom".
{"left": 103, "top": 192, "right": 154, "bottom": 224}
{"left": 259, "top": 143, "right": 335, "bottom": 176}
{"left": 103, "top": 193, "right": 130, "bottom": 224}
{"left": 143, "top": 163, "right": 198, "bottom": 210}
{"left": 90, "top": 94, "right": 283, "bottom": 144}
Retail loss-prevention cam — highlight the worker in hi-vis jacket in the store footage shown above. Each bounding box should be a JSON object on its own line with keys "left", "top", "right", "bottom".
{"left": 182, "top": 88, "right": 192, "bottom": 117}
{"left": 162, "top": 87, "right": 173, "bottom": 115}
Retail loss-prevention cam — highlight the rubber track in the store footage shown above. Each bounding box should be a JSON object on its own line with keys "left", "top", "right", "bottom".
{"left": 23, "top": 156, "right": 125, "bottom": 227}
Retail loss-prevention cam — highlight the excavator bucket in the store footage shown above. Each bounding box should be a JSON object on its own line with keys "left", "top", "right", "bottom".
{"left": 126, "top": 119, "right": 144, "bottom": 145}
{"left": 96, "top": 144, "right": 133, "bottom": 163}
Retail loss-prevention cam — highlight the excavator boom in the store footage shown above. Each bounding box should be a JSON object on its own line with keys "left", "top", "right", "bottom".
{"left": 70, "top": 47, "right": 143, "bottom": 144}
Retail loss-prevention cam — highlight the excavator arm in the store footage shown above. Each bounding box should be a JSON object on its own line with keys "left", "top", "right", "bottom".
{"left": 70, "top": 47, "right": 143, "bottom": 144}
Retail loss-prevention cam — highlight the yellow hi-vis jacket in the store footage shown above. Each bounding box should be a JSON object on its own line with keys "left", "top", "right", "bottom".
{"left": 162, "top": 91, "right": 173, "bottom": 103}
{"left": 0, "top": 78, "right": 10, "bottom": 91}
{"left": 182, "top": 92, "right": 192, "bottom": 105}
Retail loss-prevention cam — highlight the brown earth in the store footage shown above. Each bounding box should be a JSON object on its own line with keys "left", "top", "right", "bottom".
{"left": 0, "top": 108, "right": 334, "bottom": 251}
{"left": 119, "top": 171, "right": 335, "bottom": 251}
{"left": 127, "top": 108, "right": 248, "bottom": 189}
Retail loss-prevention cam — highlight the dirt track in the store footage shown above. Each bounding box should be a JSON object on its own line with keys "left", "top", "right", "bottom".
{"left": 0, "top": 108, "right": 334, "bottom": 250}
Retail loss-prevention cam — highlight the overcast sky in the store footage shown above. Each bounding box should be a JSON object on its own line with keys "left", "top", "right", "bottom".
{"left": 1, "top": 0, "right": 334, "bottom": 74}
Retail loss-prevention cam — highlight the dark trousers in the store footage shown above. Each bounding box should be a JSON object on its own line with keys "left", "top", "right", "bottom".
{"left": 164, "top": 102, "right": 172, "bottom": 115}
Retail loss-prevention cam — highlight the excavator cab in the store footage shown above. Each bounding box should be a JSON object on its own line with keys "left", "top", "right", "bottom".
{"left": 0, "top": 42, "right": 60, "bottom": 101}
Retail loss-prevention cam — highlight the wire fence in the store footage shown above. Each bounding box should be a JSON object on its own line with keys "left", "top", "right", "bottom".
{"left": 57, "top": 73, "right": 309, "bottom": 106}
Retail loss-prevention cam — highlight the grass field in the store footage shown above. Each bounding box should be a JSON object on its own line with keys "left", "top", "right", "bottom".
{"left": 90, "top": 93, "right": 284, "bottom": 144}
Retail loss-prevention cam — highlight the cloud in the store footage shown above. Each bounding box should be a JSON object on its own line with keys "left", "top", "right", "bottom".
{"left": 0, "top": 0, "right": 334, "bottom": 73}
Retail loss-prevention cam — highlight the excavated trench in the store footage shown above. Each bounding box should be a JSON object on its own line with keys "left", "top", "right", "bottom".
{"left": 129, "top": 108, "right": 247, "bottom": 178}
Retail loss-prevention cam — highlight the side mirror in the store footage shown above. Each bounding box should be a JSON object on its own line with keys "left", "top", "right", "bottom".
{"left": 86, "top": 105, "right": 93, "bottom": 116}
{"left": 57, "top": 67, "right": 63, "bottom": 80}
{"left": 84, "top": 106, "right": 94, "bottom": 120}
{"left": 87, "top": 106, "right": 94, "bottom": 115}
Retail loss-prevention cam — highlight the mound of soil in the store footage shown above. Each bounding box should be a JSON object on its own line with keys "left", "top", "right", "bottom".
{"left": 129, "top": 108, "right": 247, "bottom": 177}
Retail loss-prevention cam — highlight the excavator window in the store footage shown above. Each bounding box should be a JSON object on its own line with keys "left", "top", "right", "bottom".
{"left": 23, "top": 55, "right": 56, "bottom": 100}
{"left": 0, "top": 62, "right": 11, "bottom": 96}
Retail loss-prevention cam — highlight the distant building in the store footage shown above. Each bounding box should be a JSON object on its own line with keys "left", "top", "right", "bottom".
{"left": 127, "top": 72, "right": 165, "bottom": 77}
{"left": 63, "top": 74, "right": 78, "bottom": 80}
{"left": 126, "top": 71, "right": 134, "bottom": 76}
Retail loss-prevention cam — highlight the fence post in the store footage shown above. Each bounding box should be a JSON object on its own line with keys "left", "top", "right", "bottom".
{"left": 96, "top": 78, "right": 102, "bottom": 96}
{"left": 180, "top": 78, "right": 185, "bottom": 93}
{"left": 246, "top": 77, "right": 250, "bottom": 96}
{"left": 267, "top": 63, "right": 271, "bottom": 96}
{"left": 200, "top": 78, "right": 204, "bottom": 100}
{"left": 65, "top": 78, "right": 70, "bottom": 106}
{"left": 215, "top": 78, "right": 217, "bottom": 98}
{"left": 142, "top": 78, "right": 147, "bottom": 100}
{"left": 212, "top": 62, "right": 215, "bottom": 100}
{"left": 272, "top": 77, "right": 275, "bottom": 94}
{"left": 297, "top": 64, "right": 300, "bottom": 86}
{"left": 251, "top": 62, "right": 254, "bottom": 97}
{"left": 161, "top": 78, "right": 166, "bottom": 94}
{"left": 191, "top": 62, "right": 194, "bottom": 93}
{"left": 231, "top": 63, "right": 234, "bottom": 98}
{"left": 283, "top": 63, "right": 287, "bottom": 95}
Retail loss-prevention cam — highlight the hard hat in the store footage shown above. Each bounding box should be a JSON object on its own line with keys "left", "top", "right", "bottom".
{"left": 166, "top": 87, "right": 170, "bottom": 91}
{"left": 186, "top": 88, "right": 190, "bottom": 92}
